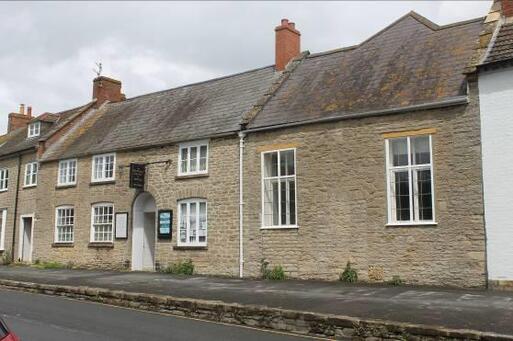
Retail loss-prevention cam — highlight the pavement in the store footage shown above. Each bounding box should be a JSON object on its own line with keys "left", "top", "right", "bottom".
{"left": 0, "top": 266, "right": 513, "bottom": 335}
{"left": 0, "top": 288, "right": 318, "bottom": 341}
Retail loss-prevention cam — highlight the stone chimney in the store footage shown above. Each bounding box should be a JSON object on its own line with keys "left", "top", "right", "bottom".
{"left": 92, "top": 76, "right": 124, "bottom": 108}
{"left": 275, "top": 19, "right": 301, "bottom": 71}
{"left": 7, "top": 104, "right": 32, "bottom": 133}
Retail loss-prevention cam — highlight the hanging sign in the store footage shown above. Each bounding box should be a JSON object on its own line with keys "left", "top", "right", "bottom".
{"left": 129, "top": 163, "right": 146, "bottom": 189}
{"left": 158, "top": 210, "right": 172, "bottom": 239}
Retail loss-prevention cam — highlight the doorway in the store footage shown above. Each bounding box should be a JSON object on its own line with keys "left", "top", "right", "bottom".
{"left": 132, "top": 192, "right": 157, "bottom": 271}
{"left": 19, "top": 214, "right": 34, "bottom": 262}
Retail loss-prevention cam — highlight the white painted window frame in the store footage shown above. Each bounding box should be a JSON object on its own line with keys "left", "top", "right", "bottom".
{"left": 24, "top": 162, "right": 38, "bottom": 187}
{"left": 385, "top": 135, "right": 436, "bottom": 226}
{"left": 57, "top": 159, "right": 77, "bottom": 186}
{"left": 91, "top": 153, "right": 116, "bottom": 183}
{"left": 177, "top": 140, "right": 209, "bottom": 176}
{"left": 0, "top": 168, "right": 8, "bottom": 191}
{"left": 27, "top": 121, "right": 41, "bottom": 138}
{"left": 177, "top": 198, "right": 208, "bottom": 247}
{"left": 90, "top": 203, "right": 114, "bottom": 243}
{"left": 0, "top": 209, "right": 6, "bottom": 251}
{"left": 260, "top": 148, "right": 298, "bottom": 229}
{"left": 54, "top": 205, "right": 75, "bottom": 243}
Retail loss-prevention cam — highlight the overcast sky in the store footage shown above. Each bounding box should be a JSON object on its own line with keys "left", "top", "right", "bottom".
{"left": 0, "top": 1, "right": 492, "bottom": 134}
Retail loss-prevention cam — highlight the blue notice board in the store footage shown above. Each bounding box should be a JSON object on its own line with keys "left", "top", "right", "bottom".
{"left": 158, "top": 210, "right": 172, "bottom": 239}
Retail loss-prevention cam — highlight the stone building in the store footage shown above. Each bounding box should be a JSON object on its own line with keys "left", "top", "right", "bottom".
{"left": 1, "top": 5, "right": 507, "bottom": 288}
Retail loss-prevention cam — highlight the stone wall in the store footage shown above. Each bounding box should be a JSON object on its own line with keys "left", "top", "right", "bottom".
{"left": 242, "top": 81, "right": 486, "bottom": 288}
{"left": 34, "top": 136, "right": 241, "bottom": 275}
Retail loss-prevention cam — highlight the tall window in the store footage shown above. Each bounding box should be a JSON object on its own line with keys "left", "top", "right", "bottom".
{"left": 261, "top": 149, "right": 297, "bottom": 228}
{"left": 178, "top": 199, "right": 207, "bottom": 246}
{"left": 0, "top": 168, "right": 8, "bottom": 191}
{"left": 55, "top": 206, "right": 74, "bottom": 243}
{"left": 386, "top": 135, "right": 435, "bottom": 225}
{"left": 0, "top": 209, "right": 6, "bottom": 250}
{"left": 24, "top": 162, "right": 38, "bottom": 187}
{"left": 178, "top": 141, "right": 208, "bottom": 176}
{"left": 91, "top": 153, "right": 115, "bottom": 182}
{"left": 58, "top": 159, "right": 77, "bottom": 186}
{"left": 27, "top": 121, "right": 41, "bottom": 138}
{"left": 91, "top": 203, "right": 114, "bottom": 242}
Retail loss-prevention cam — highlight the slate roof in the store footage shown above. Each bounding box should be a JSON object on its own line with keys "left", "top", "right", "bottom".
{"left": 482, "top": 22, "right": 513, "bottom": 66}
{"left": 0, "top": 103, "right": 92, "bottom": 158}
{"left": 247, "top": 12, "right": 484, "bottom": 129}
{"left": 42, "top": 66, "right": 277, "bottom": 160}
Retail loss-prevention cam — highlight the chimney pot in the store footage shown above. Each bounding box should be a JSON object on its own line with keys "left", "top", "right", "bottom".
{"left": 19, "top": 104, "right": 25, "bottom": 115}
{"left": 27, "top": 106, "right": 32, "bottom": 117}
{"left": 275, "top": 18, "right": 301, "bottom": 71}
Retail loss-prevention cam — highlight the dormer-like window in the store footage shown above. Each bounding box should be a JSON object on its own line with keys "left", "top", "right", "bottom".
{"left": 27, "top": 121, "right": 40, "bottom": 138}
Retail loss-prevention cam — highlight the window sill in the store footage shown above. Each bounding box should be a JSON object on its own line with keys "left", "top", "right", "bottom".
{"left": 52, "top": 242, "right": 74, "bottom": 248}
{"left": 56, "top": 184, "right": 76, "bottom": 190}
{"left": 173, "top": 245, "right": 208, "bottom": 251}
{"left": 89, "top": 180, "right": 116, "bottom": 186}
{"left": 23, "top": 184, "right": 37, "bottom": 189}
{"left": 260, "top": 225, "right": 299, "bottom": 230}
{"left": 386, "top": 222, "right": 438, "bottom": 227}
{"left": 175, "top": 173, "right": 209, "bottom": 180}
{"left": 0, "top": 189, "right": 7, "bottom": 193}
{"left": 88, "top": 242, "right": 114, "bottom": 249}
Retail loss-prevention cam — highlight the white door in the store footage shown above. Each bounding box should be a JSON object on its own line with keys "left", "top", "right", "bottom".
{"left": 143, "top": 212, "right": 156, "bottom": 270}
{"left": 20, "top": 216, "right": 33, "bottom": 262}
{"left": 132, "top": 193, "right": 157, "bottom": 271}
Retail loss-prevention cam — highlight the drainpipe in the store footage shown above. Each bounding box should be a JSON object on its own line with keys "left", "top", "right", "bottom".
{"left": 11, "top": 154, "right": 22, "bottom": 261}
{"left": 238, "top": 131, "right": 246, "bottom": 278}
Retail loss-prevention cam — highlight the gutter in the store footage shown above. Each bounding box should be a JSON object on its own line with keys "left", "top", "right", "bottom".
{"left": 242, "top": 96, "right": 469, "bottom": 134}
{"left": 11, "top": 154, "right": 22, "bottom": 261}
{"left": 238, "top": 131, "right": 246, "bottom": 278}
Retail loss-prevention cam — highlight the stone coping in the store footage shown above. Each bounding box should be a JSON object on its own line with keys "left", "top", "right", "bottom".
{"left": 0, "top": 279, "right": 512, "bottom": 340}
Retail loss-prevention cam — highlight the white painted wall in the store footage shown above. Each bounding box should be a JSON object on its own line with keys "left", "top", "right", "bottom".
{"left": 479, "top": 67, "right": 513, "bottom": 281}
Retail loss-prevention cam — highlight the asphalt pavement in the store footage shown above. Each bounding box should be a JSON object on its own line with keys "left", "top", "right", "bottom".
{"left": 0, "top": 288, "right": 324, "bottom": 341}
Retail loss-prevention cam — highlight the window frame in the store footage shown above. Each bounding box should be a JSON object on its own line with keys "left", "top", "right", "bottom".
{"left": 90, "top": 203, "right": 115, "bottom": 243}
{"left": 24, "top": 162, "right": 38, "bottom": 187}
{"left": 177, "top": 198, "right": 208, "bottom": 247}
{"left": 0, "top": 168, "right": 8, "bottom": 192}
{"left": 27, "top": 121, "right": 41, "bottom": 138}
{"left": 54, "top": 205, "right": 75, "bottom": 243}
{"left": 91, "top": 153, "right": 116, "bottom": 183}
{"left": 57, "top": 159, "right": 78, "bottom": 186}
{"left": 385, "top": 135, "right": 436, "bottom": 226}
{"left": 177, "top": 140, "right": 209, "bottom": 176}
{"left": 260, "top": 148, "right": 298, "bottom": 229}
{"left": 0, "top": 209, "right": 6, "bottom": 251}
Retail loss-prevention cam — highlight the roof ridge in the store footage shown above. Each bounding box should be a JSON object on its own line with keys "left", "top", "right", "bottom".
{"left": 308, "top": 45, "right": 358, "bottom": 59}
{"left": 117, "top": 64, "right": 275, "bottom": 104}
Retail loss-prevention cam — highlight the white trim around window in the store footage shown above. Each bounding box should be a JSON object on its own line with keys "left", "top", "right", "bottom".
{"left": 24, "top": 162, "right": 38, "bottom": 187}
{"left": 261, "top": 148, "right": 298, "bottom": 229}
{"left": 0, "top": 168, "right": 8, "bottom": 192}
{"left": 178, "top": 140, "right": 208, "bottom": 176}
{"left": 27, "top": 121, "right": 41, "bottom": 138}
{"left": 0, "top": 209, "right": 6, "bottom": 251}
{"left": 177, "top": 198, "right": 207, "bottom": 247}
{"left": 385, "top": 135, "right": 436, "bottom": 226}
{"left": 54, "top": 206, "right": 74, "bottom": 243}
{"left": 90, "top": 203, "right": 114, "bottom": 242}
{"left": 91, "top": 153, "right": 116, "bottom": 182}
{"left": 57, "top": 159, "right": 77, "bottom": 186}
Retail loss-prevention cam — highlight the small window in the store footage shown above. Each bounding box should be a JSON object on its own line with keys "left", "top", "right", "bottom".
{"left": 27, "top": 121, "right": 41, "bottom": 138}
{"left": 55, "top": 206, "right": 74, "bottom": 243}
{"left": 24, "top": 162, "right": 38, "bottom": 187}
{"left": 386, "top": 135, "right": 435, "bottom": 225}
{"left": 58, "top": 159, "right": 77, "bottom": 186}
{"left": 178, "top": 199, "right": 207, "bottom": 246}
{"left": 0, "top": 168, "right": 8, "bottom": 191}
{"left": 178, "top": 141, "right": 208, "bottom": 176}
{"left": 0, "top": 209, "right": 6, "bottom": 251}
{"left": 91, "top": 153, "right": 115, "bottom": 182}
{"left": 261, "top": 149, "right": 297, "bottom": 228}
{"left": 91, "top": 203, "right": 114, "bottom": 242}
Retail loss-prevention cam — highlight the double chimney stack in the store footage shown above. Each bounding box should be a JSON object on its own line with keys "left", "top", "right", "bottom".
{"left": 7, "top": 104, "right": 33, "bottom": 133}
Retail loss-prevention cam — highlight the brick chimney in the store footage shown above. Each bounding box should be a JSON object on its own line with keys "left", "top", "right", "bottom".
{"left": 502, "top": 0, "right": 513, "bottom": 17}
{"left": 7, "top": 104, "right": 32, "bottom": 133}
{"left": 92, "top": 76, "right": 124, "bottom": 108}
{"left": 275, "top": 19, "right": 301, "bottom": 71}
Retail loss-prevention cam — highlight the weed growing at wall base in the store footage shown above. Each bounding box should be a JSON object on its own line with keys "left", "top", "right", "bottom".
{"left": 162, "top": 259, "right": 194, "bottom": 275}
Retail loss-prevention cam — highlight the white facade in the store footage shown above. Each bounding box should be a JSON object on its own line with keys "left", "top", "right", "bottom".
{"left": 479, "top": 66, "right": 513, "bottom": 281}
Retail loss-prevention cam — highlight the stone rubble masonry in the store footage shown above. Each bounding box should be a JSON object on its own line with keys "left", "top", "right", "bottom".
{"left": 34, "top": 136, "right": 241, "bottom": 275}
{"left": 1, "top": 279, "right": 511, "bottom": 340}
{"left": 242, "top": 80, "right": 486, "bottom": 288}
